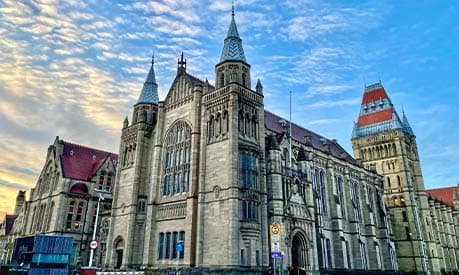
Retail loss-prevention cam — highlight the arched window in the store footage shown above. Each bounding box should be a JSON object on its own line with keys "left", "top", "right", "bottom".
{"left": 242, "top": 73, "right": 246, "bottom": 87}
{"left": 220, "top": 73, "right": 224, "bottom": 87}
{"left": 251, "top": 116, "right": 257, "bottom": 138}
{"left": 75, "top": 202, "right": 85, "bottom": 230}
{"left": 106, "top": 173, "right": 113, "bottom": 191}
{"left": 216, "top": 113, "right": 221, "bottom": 136}
{"left": 238, "top": 111, "right": 244, "bottom": 134}
{"left": 351, "top": 181, "right": 361, "bottom": 222}
{"left": 319, "top": 171, "right": 327, "bottom": 216}
{"left": 66, "top": 202, "right": 75, "bottom": 230}
{"left": 337, "top": 177, "right": 346, "bottom": 219}
{"left": 392, "top": 143, "right": 397, "bottom": 155}
{"left": 223, "top": 111, "right": 229, "bottom": 134}
{"left": 98, "top": 171, "right": 105, "bottom": 190}
{"left": 244, "top": 114, "right": 250, "bottom": 136}
{"left": 47, "top": 202, "right": 54, "bottom": 231}
{"left": 397, "top": 175, "right": 401, "bottom": 187}
{"left": 240, "top": 152, "right": 257, "bottom": 189}
{"left": 163, "top": 121, "right": 191, "bottom": 196}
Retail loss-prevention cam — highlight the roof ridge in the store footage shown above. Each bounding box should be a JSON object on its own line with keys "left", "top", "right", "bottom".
{"left": 426, "top": 186, "right": 458, "bottom": 191}
{"left": 264, "top": 110, "right": 324, "bottom": 140}
{"left": 63, "top": 141, "right": 117, "bottom": 156}
{"left": 185, "top": 72, "right": 216, "bottom": 89}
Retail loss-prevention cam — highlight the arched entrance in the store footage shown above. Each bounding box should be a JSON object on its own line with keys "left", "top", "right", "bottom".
{"left": 291, "top": 231, "right": 309, "bottom": 273}
{"left": 113, "top": 237, "right": 124, "bottom": 269}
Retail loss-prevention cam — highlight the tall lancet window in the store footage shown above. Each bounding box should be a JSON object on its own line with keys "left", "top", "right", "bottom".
{"left": 163, "top": 121, "right": 192, "bottom": 196}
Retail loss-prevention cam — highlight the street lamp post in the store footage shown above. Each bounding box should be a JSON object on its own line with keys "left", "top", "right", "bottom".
{"left": 88, "top": 189, "right": 109, "bottom": 268}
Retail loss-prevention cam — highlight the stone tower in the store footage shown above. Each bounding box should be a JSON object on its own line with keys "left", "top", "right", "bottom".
{"left": 106, "top": 54, "right": 158, "bottom": 269}
{"left": 351, "top": 82, "right": 438, "bottom": 274}
{"left": 196, "top": 6, "right": 268, "bottom": 268}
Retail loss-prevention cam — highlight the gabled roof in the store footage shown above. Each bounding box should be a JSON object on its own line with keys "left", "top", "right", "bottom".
{"left": 61, "top": 141, "right": 118, "bottom": 181}
{"left": 137, "top": 56, "right": 159, "bottom": 104}
{"left": 184, "top": 72, "right": 215, "bottom": 93}
{"left": 426, "top": 186, "right": 459, "bottom": 209}
{"left": 264, "top": 110, "right": 357, "bottom": 164}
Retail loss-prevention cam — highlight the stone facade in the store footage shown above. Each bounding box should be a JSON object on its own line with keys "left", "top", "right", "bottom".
{"left": 105, "top": 11, "right": 398, "bottom": 274}
{"left": 351, "top": 83, "right": 459, "bottom": 274}
{"left": 10, "top": 137, "right": 117, "bottom": 267}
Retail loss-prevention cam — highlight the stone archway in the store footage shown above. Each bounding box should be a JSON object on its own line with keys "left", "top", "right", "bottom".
{"left": 290, "top": 230, "right": 310, "bottom": 272}
{"left": 113, "top": 236, "right": 124, "bottom": 269}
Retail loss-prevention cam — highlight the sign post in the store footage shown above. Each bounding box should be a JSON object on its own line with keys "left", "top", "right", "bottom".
{"left": 270, "top": 224, "right": 282, "bottom": 275}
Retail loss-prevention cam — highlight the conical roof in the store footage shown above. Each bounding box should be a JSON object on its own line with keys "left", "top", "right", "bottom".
{"left": 352, "top": 82, "right": 411, "bottom": 138}
{"left": 402, "top": 110, "right": 414, "bottom": 135}
{"left": 137, "top": 55, "right": 159, "bottom": 104}
{"left": 219, "top": 10, "right": 246, "bottom": 63}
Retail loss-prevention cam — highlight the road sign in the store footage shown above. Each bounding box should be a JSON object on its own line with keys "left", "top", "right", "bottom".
{"left": 270, "top": 224, "right": 281, "bottom": 236}
{"left": 176, "top": 241, "right": 184, "bottom": 252}
{"left": 271, "top": 251, "right": 282, "bottom": 259}
{"left": 89, "top": 240, "right": 98, "bottom": 250}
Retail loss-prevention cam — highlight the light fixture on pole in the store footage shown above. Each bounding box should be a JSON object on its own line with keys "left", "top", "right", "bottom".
{"left": 88, "top": 189, "right": 109, "bottom": 268}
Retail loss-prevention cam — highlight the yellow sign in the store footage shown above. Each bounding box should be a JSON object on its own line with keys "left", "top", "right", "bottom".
{"left": 270, "top": 224, "right": 282, "bottom": 253}
{"left": 270, "top": 224, "right": 281, "bottom": 236}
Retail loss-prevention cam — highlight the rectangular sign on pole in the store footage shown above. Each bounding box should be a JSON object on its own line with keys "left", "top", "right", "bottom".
{"left": 271, "top": 251, "right": 282, "bottom": 259}
{"left": 270, "top": 223, "right": 282, "bottom": 259}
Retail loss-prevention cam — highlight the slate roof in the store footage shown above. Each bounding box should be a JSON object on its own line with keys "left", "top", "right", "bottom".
{"left": 185, "top": 72, "right": 215, "bottom": 93}
{"left": 426, "top": 186, "right": 459, "bottom": 209}
{"left": 61, "top": 141, "right": 118, "bottom": 181}
{"left": 220, "top": 14, "right": 246, "bottom": 63}
{"left": 264, "top": 110, "right": 357, "bottom": 165}
{"left": 137, "top": 57, "right": 159, "bottom": 104}
{"left": 353, "top": 82, "right": 413, "bottom": 138}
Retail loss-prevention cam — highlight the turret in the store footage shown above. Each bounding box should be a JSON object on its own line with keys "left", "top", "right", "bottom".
{"left": 132, "top": 52, "right": 159, "bottom": 126}
{"left": 256, "top": 79, "right": 263, "bottom": 95}
{"left": 215, "top": 5, "right": 251, "bottom": 89}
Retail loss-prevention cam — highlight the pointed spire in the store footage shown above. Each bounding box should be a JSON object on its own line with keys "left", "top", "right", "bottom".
{"left": 256, "top": 78, "right": 263, "bottom": 94}
{"left": 177, "top": 52, "right": 187, "bottom": 71}
{"left": 137, "top": 51, "right": 159, "bottom": 104}
{"left": 219, "top": 2, "right": 246, "bottom": 63}
{"left": 402, "top": 109, "right": 414, "bottom": 135}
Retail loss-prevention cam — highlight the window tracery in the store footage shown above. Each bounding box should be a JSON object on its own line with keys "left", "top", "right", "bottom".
{"left": 163, "top": 121, "right": 191, "bottom": 196}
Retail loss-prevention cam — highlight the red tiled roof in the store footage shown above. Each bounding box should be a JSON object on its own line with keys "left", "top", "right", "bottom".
{"left": 426, "top": 186, "right": 459, "bottom": 209}
{"left": 357, "top": 109, "right": 393, "bottom": 127}
{"left": 61, "top": 141, "right": 118, "bottom": 181}
{"left": 362, "top": 87, "right": 388, "bottom": 104}
{"left": 264, "top": 110, "right": 356, "bottom": 164}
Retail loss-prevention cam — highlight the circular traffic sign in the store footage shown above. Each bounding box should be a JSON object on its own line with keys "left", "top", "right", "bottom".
{"left": 89, "top": 240, "right": 99, "bottom": 250}
{"left": 271, "top": 224, "right": 280, "bottom": 235}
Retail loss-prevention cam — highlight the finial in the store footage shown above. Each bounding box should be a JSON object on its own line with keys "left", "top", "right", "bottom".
{"left": 177, "top": 52, "right": 186, "bottom": 71}
{"left": 151, "top": 50, "right": 155, "bottom": 64}
{"left": 232, "top": 0, "right": 235, "bottom": 17}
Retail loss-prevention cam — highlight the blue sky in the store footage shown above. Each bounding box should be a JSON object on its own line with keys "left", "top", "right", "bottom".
{"left": 0, "top": 0, "right": 458, "bottom": 214}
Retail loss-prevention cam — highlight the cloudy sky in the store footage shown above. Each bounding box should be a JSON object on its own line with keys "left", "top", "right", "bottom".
{"left": 0, "top": 0, "right": 458, "bottom": 215}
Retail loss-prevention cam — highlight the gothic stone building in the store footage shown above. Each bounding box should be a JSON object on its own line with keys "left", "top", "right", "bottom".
{"left": 351, "top": 83, "right": 459, "bottom": 274}
{"left": 105, "top": 11, "right": 398, "bottom": 274}
{"left": 14, "top": 137, "right": 117, "bottom": 267}
{"left": 425, "top": 186, "right": 459, "bottom": 273}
